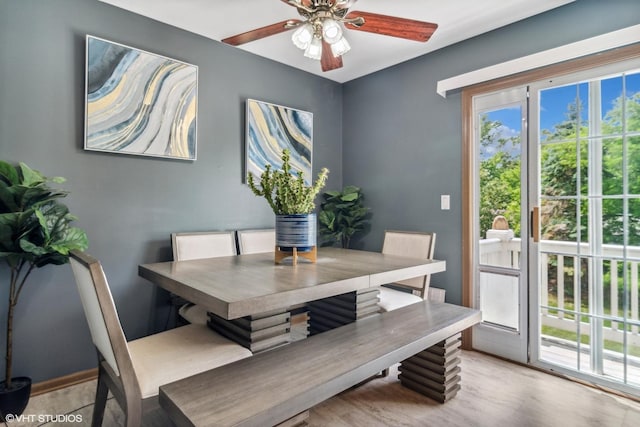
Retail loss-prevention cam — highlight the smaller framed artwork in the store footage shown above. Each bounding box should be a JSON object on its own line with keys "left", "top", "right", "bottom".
{"left": 84, "top": 35, "right": 198, "bottom": 160}
{"left": 245, "top": 99, "right": 313, "bottom": 184}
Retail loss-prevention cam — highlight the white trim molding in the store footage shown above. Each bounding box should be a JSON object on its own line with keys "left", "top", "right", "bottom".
{"left": 436, "top": 24, "right": 640, "bottom": 98}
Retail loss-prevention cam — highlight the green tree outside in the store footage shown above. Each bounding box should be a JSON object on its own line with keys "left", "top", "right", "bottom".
{"left": 479, "top": 114, "right": 522, "bottom": 238}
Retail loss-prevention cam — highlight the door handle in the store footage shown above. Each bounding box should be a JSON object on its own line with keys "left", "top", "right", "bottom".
{"left": 531, "top": 206, "right": 540, "bottom": 243}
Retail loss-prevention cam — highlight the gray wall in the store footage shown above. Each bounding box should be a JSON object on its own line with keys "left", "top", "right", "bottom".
{"left": 1, "top": 0, "right": 639, "bottom": 384}
{"left": 342, "top": 0, "right": 640, "bottom": 305}
{"left": 0, "top": 0, "right": 342, "bottom": 382}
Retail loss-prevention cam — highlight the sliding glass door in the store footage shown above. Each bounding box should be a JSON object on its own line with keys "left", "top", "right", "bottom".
{"left": 530, "top": 61, "right": 640, "bottom": 393}
{"left": 470, "top": 58, "right": 640, "bottom": 396}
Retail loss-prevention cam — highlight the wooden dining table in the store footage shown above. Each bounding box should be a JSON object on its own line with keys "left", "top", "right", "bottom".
{"left": 139, "top": 247, "right": 446, "bottom": 352}
{"left": 140, "top": 248, "right": 479, "bottom": 425}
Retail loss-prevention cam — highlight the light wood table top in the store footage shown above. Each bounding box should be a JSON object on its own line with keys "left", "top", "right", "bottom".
{"left": 139, "top": 247, "right": 446, "bottom": 320}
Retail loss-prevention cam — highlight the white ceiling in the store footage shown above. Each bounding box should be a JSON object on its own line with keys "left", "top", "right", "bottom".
{"left": 99, "top": 0, "right": 575, "bottom": 83}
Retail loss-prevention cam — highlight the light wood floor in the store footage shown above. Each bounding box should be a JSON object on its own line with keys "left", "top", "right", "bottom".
{"left": 16, "top": 351, "right": 640, "bottom": 426}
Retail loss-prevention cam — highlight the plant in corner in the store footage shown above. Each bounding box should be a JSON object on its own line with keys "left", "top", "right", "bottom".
{"left": 0, "top": 161, "right": 88, "bottom": 419}
{"left": 247, "top": 149, "right": 329, "bottom": 258}
{"left": 318, "top": 185, "right": 370, "bottom": 249}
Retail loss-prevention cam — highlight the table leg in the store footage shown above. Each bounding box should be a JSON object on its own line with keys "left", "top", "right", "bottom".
{"left": 208, "top": 309, "right": 293, "bottom": 353}
{"left": 307, "top": 288, "right": 380, "bottom": 335}
{"left": 398, "top": 332, "right": 463, "bottom": 403}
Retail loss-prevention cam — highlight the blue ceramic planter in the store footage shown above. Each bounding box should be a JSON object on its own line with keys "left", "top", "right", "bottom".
{"left": 276, "top": 214, "right": 316, "bottom": 252}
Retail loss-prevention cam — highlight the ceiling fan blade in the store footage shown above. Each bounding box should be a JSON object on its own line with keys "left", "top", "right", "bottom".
{"left": 222, "top": 19, "right": 302, "bottom": 46}
{"left": 321, "top": 39, "right": 343, "bottom": 72}
{"left": 344, "top": 11, "right": 437, "bottom": 42}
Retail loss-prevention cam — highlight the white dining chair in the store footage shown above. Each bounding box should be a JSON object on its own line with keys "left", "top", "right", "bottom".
{"left": 171, "top": 230, "right": 236, "bottom": 261}
{"left": 69, "top": 250, "right": 251, "bottom": 427}
{"left": 171, "top": 231, "right": 237, "bottom": 325}
{"left": 378, "top": 230, "right": 437, "bottom": 312}
{"left": 236, "top": 228, "right": 276, "bottom": 254}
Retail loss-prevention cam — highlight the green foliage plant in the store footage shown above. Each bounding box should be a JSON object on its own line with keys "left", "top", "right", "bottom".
{"left": 247, "top": 149, "right": 329, "bottom": 215}
{"left": 318, "top": 185, "right": 370, "bottom": 248}
{"left": 0, "top": 161, "right": 88, "bottom": 390}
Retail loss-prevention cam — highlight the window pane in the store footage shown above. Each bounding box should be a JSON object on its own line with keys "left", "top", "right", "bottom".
{"left": 543, "top": 253, "right": 558, "bottom": 309}
{"left": 580, "top": 139, "right": 588, "bottom": 197}
{"left": 540, "top": 85, "right": 584, "bottom": 143}
{"left": 627, "top": 331, "right": 640, "bottom": 387}
{"left": 601, "top": 75, "right": 624, "bottom": 136}
{"left": 578, "top": 317, "right": 591, "bottom": 372}
{"left": 479, "top": 108, "right": 522, "bottom": 239}
{"left": 602, "top": 137, "right": 623, "bottom": 196}
{"left": 630, "top": 136, "right": 640, "bottom": 195}
{"left": 626, "top": 72, "right": 640, "bottom": 133}
{"left": 619, "top": 262, "right": 635, "bottom": 319}
{"left": 541, "top": 198, "right": 579, "bottom": 243}
{"left": 630, "top": 198, "right": 640, "bottom": 247}
{"left": 562, "top": 256, "right": 576, "bottom": 318}
{"left": 578, "top": 82, "right": 589, "bottom": 136}
{"left": 541, "top": 141, "right": 578, "bottom": 196}
{"left": 578, "top": 257, "right": 590, "bottom": 315}
{"left": 602, "top": 198, "right": 624, "bottom": 245}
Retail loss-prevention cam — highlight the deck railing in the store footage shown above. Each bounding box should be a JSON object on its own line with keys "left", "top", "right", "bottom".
{"left": 479, "top": 236, "right": 640, "bottom": 347}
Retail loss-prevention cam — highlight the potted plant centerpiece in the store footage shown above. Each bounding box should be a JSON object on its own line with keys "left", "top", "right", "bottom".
{"left": 247, "top": 149, "right": 328, "bottom": 264}
{"left": 0, "top": 161, "right": 88, "bottom": 420}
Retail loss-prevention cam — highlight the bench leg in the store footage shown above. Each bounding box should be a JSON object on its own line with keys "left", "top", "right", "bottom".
{"left": 398, "top": 333, "right": 462, "bottom": 403}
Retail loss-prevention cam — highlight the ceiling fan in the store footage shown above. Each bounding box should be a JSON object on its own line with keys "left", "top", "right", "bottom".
{"left": 222, "top": 0, "right": 438, "bottom": 72}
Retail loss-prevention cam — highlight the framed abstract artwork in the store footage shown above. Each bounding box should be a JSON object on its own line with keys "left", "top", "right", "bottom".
{"left": 84, "top": 35, "right": 197, "bottom": 160}
{"left": 245, "top": 99, "right": 313, "bottom": 185}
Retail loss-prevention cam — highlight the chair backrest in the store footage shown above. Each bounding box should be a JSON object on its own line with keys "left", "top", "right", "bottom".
{"left": 237, "top": 229, "right": 276, "bottom": 254}
{"left": 171, "top": 231, "right": 237, "bottom": 261}
{"left": 69, "top": 251, "right": 136, "bottom": 383}
{"left": 382, "top": 230, "right": 437, "bottom": 297}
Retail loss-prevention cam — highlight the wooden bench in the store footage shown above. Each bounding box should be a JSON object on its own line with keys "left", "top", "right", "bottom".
{"left": 159, "top": 300, "right": 481, "bottom": 427}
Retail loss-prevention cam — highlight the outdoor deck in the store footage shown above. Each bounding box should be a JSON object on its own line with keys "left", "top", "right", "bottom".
{"left": 479, "top": 233, "right": 640, "bottom": 392}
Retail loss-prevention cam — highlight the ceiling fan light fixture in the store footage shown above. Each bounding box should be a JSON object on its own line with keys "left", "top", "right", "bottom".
{"left": 291, "top": 23, "right": 314, "bottom": 49}
{"left": 304, "top": 37, "right": 322, "bottom": 60}
{"left": 222, "top": 1, "right": 438, "bottom": 72}
{"left": 330, "top": 36, "right": 351, "bottom": 57}
{"left": 322, "top": 18, "right": 342, "bottom": 44}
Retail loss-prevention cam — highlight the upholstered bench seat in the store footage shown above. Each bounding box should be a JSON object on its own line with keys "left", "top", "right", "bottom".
{"left": 378, "top": 286, "right": 423, "bottom": 312}
{"left": 177, "top": 303, "right": 210, "bottom": 326}
{"left": 128, "top": 324, "right": 252, "bottom": 399}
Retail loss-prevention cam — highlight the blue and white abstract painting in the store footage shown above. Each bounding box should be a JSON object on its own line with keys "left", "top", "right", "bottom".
{"left": 246, "top": 99, "right": 313, "bottom": 185}
{"left": 85, "top": 36, "right": 197, "bottom": 160}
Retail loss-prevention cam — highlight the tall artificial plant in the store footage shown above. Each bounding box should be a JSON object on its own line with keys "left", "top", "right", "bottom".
{"left": 247, "top": 149, "right": 329, "bottom": 214}
{"left": 0, "top": 161, "right": 88, "bottom": 390}
{"left": 318, "top": 185, "right": 370, "bottom": 248}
